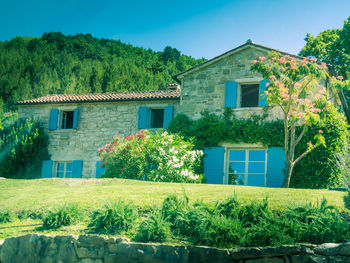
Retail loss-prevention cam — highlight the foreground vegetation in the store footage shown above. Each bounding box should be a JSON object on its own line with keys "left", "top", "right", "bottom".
{"left": 0, "top": 178, "right": 348, "bottom": 242}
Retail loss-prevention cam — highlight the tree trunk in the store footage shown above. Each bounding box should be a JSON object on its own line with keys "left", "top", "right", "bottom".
{"left": 282, "top": 161, "right": 293, "bottom": 188}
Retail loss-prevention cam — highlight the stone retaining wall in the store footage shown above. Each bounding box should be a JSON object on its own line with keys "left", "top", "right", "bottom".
{"left": 1, "top": 234, "right": 350, "bottom": 263}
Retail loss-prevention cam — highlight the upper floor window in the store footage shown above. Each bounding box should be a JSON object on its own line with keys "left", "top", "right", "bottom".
{"left": 240, "top": 84, "right": 260, "bottom": 107}
{"left": 225, "top": 80, "right": 268, "bottom": 108}
{"left": 49, "top": 108, "right": 79, "bottom": 130}
{"left": 138, "top": 106, "right": 174, "bottom": 129}
{"left": 61, "top": 111, "right": 74, "bottom": 129}
{"left": 150, "top": 108, "right": 164, "bottom": 128}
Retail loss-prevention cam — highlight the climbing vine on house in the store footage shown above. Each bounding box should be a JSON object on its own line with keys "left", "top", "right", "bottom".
{"left": 167, "top": 105, "right": 348, "bottom": 189}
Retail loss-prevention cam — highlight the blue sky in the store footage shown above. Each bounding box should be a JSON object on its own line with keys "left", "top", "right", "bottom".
{"left": 1, "top": 0, "right": 349, "bottom": 59}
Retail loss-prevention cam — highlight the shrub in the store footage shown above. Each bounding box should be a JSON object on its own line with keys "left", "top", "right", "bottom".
{"left": 0, "top": 118, "right": 49, "bottom": 178}
{"left": 195, "top": 213, "right": 245, "bottom": 247}
{"left": 134, "top": 211, "right": 171, "bottom": 242}
{"left": 244, "top": 212, "right": 300, "bottom": 246}
{"left": 161, "top": 194, "right": 189, "bottom": 227}
{"left": 17, "top": 209, "right": 43, "bottom": 220}
{"left": 89, "top": 199, "right": 137, "bottom": 234}
{"left": 98, "top": 130, "right": 203, "bottom": 183}
{"left": 42, "top": 203, "right": 81, "bottom": 229}
{"left": 284, "top": 199, "right": 350, "bottom": 244}
{"left": 0, "top": 209, "right": 14, "bottom": 223}
{"left": 214, "top": 196, "right": 240, "bottom": 218}
{"left": 237, "top": 198, "right": 270, "bottom": 226}
{"left": 291, "top": 102, "right": 349, "bottom": 188}
{"left": 174, "top": 202, "right": 211, "bottom": 239}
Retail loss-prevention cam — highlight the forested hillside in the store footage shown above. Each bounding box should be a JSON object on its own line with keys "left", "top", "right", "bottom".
{"left": 0, "top": 32, "right": 206, "bottom": 111}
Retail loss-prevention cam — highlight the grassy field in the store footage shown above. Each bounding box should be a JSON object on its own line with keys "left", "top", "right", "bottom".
{"left": 0, "top": 178, "right": 346, "bottom": 239}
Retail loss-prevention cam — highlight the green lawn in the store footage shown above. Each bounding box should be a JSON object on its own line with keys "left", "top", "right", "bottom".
{"left": 0, "top": 178, "right": 346, "bottom": 239}
{"left": 0, "top": 178, "right": 346, "bottom": 211}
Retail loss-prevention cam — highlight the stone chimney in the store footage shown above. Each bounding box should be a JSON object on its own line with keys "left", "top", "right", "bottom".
{"left": 167, "top": 83, "right": 181, "bottom": 92}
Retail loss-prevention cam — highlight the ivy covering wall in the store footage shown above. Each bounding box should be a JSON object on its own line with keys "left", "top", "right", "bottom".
{"left": 168, "top": 104, "right": 349, "bottom": 189}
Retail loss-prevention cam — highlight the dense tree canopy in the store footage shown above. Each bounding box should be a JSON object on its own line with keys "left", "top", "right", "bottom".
{"left": 299, "top": 17, "right": 350, "bottom": 80}
{"left": 0, "top": 32, "right": 206, "bottom": 111}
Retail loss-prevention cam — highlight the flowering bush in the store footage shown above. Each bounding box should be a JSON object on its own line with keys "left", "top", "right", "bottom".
{"left": 98, "top": 130, "right": 203, "bottom": 183}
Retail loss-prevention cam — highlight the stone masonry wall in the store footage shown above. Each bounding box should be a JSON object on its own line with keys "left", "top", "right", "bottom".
{"left": 176, "top": 46, "right": 292, "bottom": 122}
{"left": 177, "top": 46, "right": 284, "bottom": 121}
{"left": 18, "top": 100, "right": 179, "bottom": 178}
{"left": 1, "top": 234, "right": 350, "bottom": 263}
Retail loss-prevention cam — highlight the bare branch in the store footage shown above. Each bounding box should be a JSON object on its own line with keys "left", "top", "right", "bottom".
{"left": 295, "top": 126, "right": 307, "bottom": 147}
{"left": 293, "top": 144, "right": 320, "bottom": 166}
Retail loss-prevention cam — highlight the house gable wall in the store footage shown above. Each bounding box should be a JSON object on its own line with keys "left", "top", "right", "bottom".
{"left": 178, "top": 46, "right": 282, "bottom": 120}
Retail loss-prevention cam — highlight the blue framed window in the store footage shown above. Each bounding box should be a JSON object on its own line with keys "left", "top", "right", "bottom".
{"left": 228, "top": 149, "right": 267, "bottom": 186}
{"left": 56, "top": 162, "right": 73, "bottom": 178}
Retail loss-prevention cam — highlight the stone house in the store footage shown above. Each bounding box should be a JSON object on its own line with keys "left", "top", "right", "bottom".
{"left": 17, "top": 41, "right": 347, "bottom": 187}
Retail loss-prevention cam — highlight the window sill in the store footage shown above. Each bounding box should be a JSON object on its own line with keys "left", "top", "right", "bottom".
{"left": 232, "top": 107, "right": 264, "bottom": 111}
{"left": 49, "top": 129, "right": 77, "bottom": 133}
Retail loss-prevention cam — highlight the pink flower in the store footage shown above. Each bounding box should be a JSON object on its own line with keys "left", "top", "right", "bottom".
{"left": 138, "top": 134, "right": 145, "bottom": 139}
{"left": 126, "top": 145, "right": 130, "bottom": 149}
{"left": 337, "top": 76, "right": 344, "bottom": 80}
{"left": 251, "top": 60, "right": 258, "bottom": 64}
{"left": 121, "top": 168, "right": 124, "bottom": 171}
{"left": 310, "top": 57, "right": 317, "bottom": 62}
{"left": 259, "top": 56, "right": 266, "bottom": 61}
{"left": 324, "top": 107, "right": 328, "bottom": 111}
{"left": 318, "top": 129, "right": 323, "bottom": 134}
{"left": 321, "top": 62, "right": 327, "bottom": 68}
{"left": 269, "top": 75, "right": 276, "bottom": 80}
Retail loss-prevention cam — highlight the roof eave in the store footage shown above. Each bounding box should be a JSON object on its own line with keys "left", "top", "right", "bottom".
{"left": 173, "top": 42, "right": 319, "bottom": 81}
{"left": 16, "top": 96, "right": 180, "bottom": 106}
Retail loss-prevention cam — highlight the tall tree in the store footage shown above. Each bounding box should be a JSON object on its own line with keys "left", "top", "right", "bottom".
{"left": 251, "top": 53, "right": 347, "bottom": 187}
{"left": 300, "top": 17, "right": 350, "bottom": 80}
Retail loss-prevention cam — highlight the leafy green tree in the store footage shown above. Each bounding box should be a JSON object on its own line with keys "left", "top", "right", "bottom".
{"left": 0, "top": 32, "right": 206, "bottom": 111}
{"left": 300, "top": 17, "right": 350, "bottom": 80}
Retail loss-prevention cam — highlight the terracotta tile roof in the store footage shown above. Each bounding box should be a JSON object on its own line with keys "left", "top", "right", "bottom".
{"left": 17, "top": 89, "right": 180, "bottom": 105}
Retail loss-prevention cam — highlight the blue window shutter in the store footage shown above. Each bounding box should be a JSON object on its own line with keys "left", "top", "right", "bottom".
{"left": 339, "top": 105, "right": 343, "bottom": 113}
{"left": 73, "top": 108, "right": 79, "bottom": 129}
{"left": 163, "top": 106, "right": 174, "bottom": 129}
{"left": 72, "top": 160, "right": 83, "bottom": 178}
{"left": 266, "top": 147, "right": 285, "bottom": 187}
{"left": 225, "top": 81, "right": 238, "bottom": 108}
{"left": 49, "top": 109, "right": 59, "bottom": 130}
{"left": 42, "top": 160, "right": 53, "bottom": 178}
{"left": 258, "top": 79, "right": 269, "bottom": 107}
{"left": 96, "top": 161, "right": 105, "bottom": 178}
{"left": 204, "top": 147, "right": 225, "bottom": 184}
{"left": 138, "top": 107, "right": 148, "bottom": 129}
